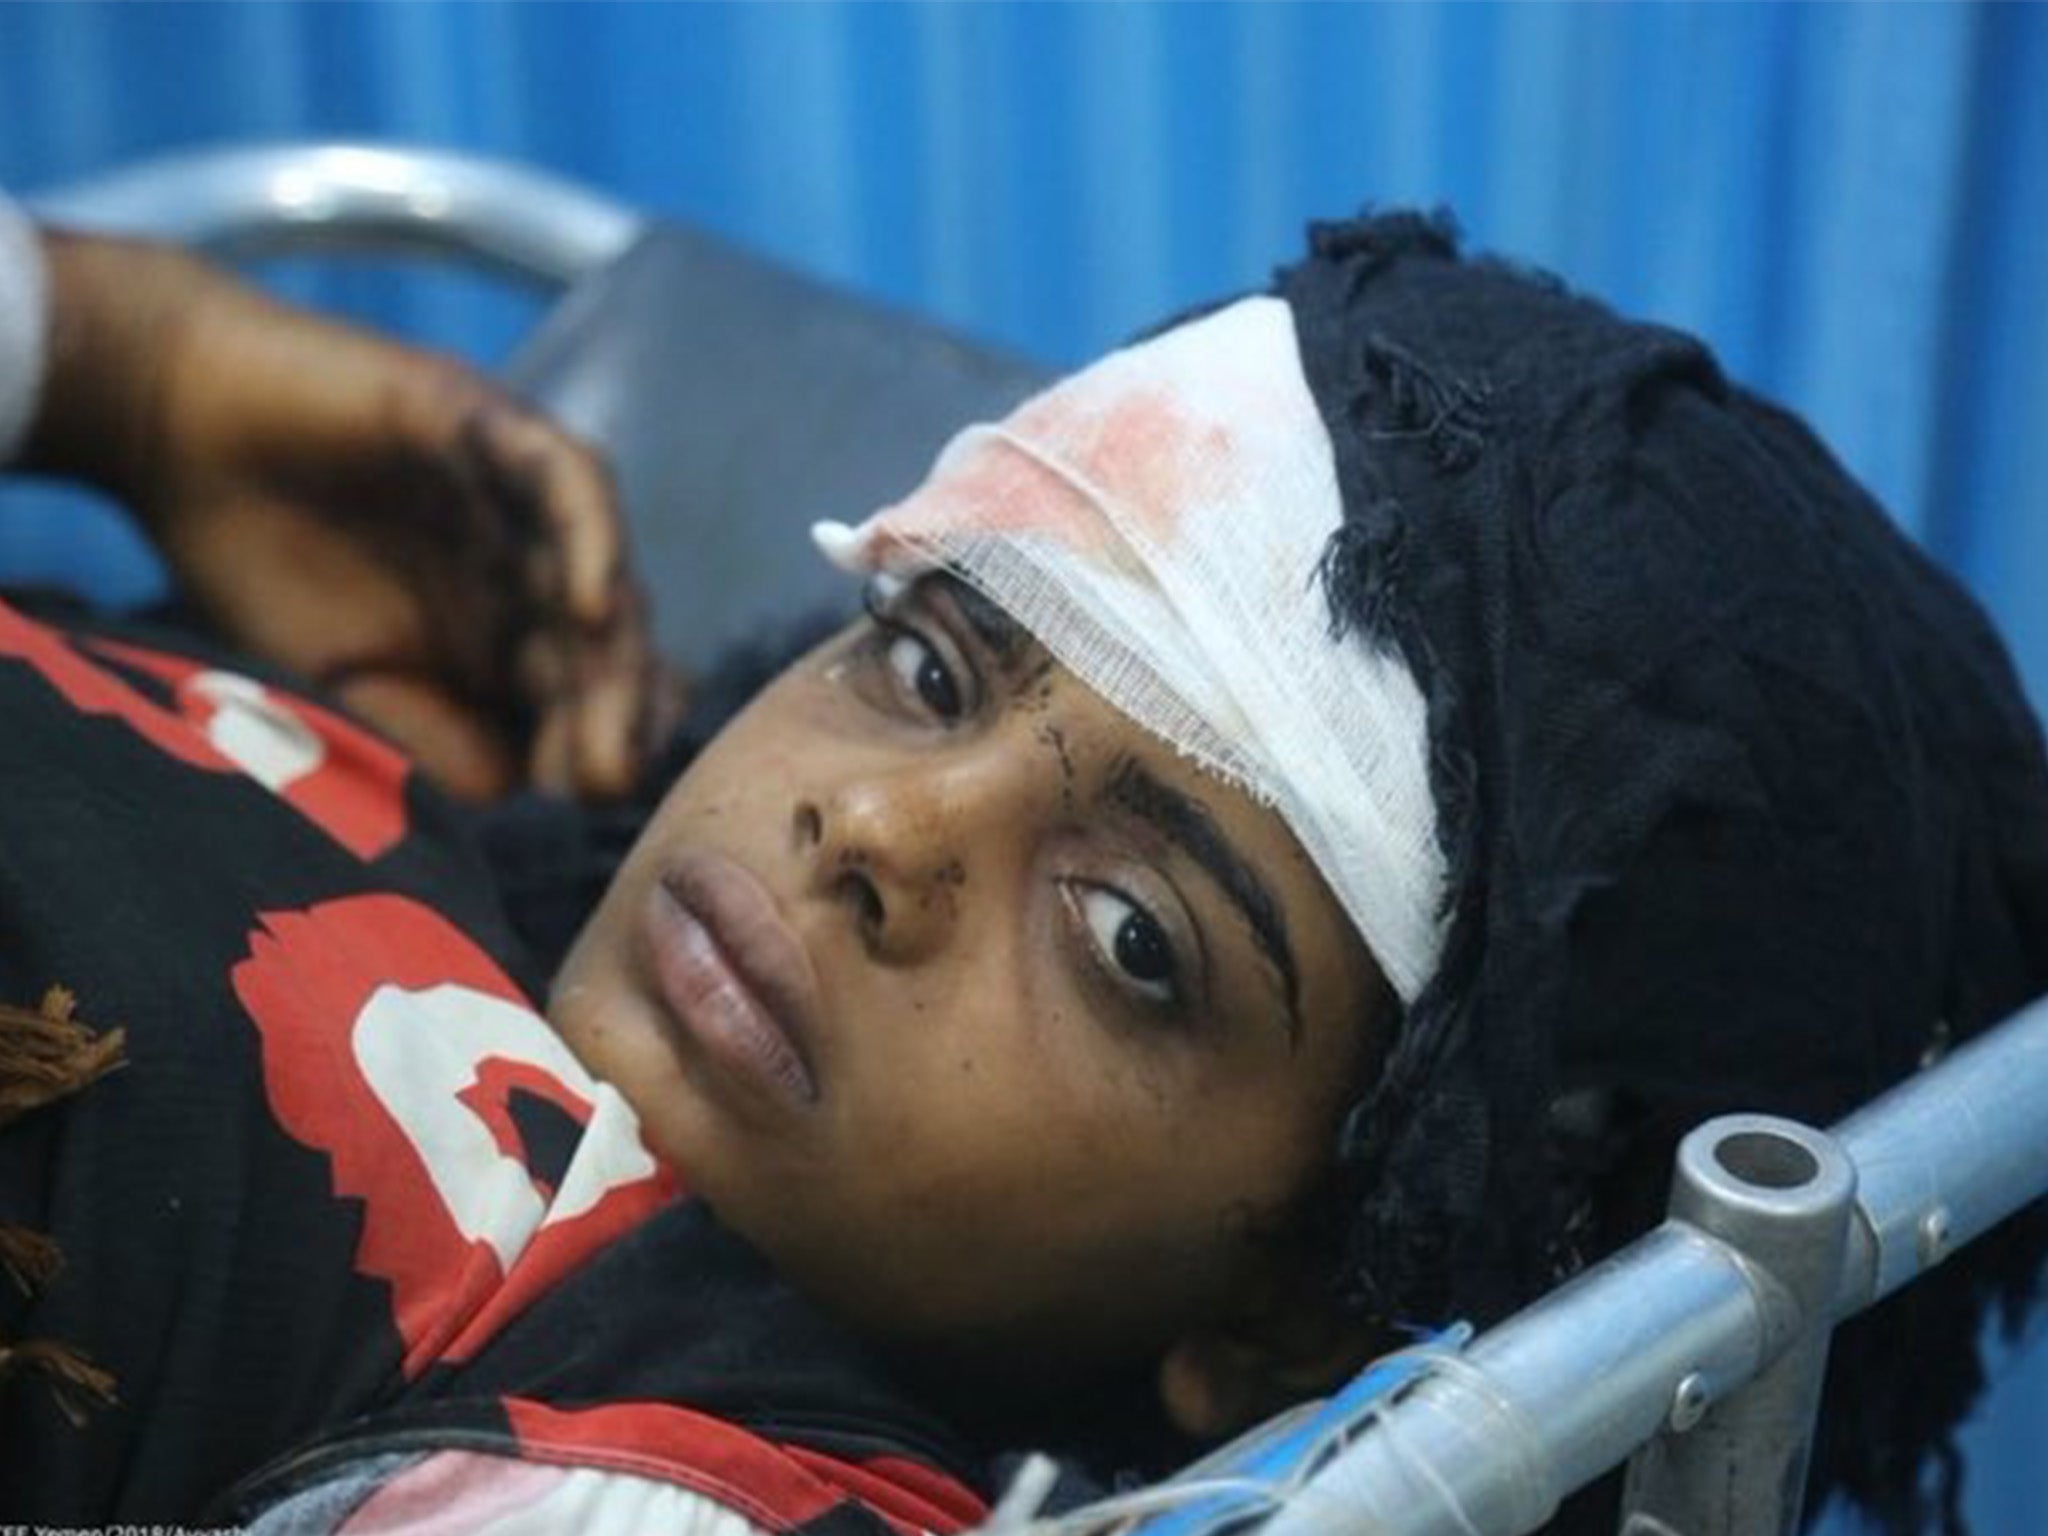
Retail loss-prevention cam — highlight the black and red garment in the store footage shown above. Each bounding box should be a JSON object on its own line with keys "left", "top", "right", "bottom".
{"left": 0, "top": 597, "right": 989, "bottom": 1534}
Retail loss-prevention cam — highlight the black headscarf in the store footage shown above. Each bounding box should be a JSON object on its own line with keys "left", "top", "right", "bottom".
{"left": 1275, "top": 212, "right": 2048, "bottom": 1534}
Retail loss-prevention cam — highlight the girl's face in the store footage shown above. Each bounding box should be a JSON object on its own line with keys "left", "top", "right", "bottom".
{"left": 551, "top": 574, "right": 1382, "bottom": 1386}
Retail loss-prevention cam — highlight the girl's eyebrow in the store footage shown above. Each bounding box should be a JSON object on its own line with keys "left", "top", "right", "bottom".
{"left": 1104, "top": 755, "right": 1304, "bottom": 1048}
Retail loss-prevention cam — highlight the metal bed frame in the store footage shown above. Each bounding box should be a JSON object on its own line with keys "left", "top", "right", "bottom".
{"left": 31, "top": 142, "right": 643, "bottom": 286}
{"left": 1252, "top": 996, "right": 2048, "bottom": 1536}
{"left": 33, "top": 142, "right": 2048, "bottom": 1536}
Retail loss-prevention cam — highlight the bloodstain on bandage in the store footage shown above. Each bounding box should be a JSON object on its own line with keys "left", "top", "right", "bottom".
{"left": 861, "top": 383, "right": 1241, "bottom": 568}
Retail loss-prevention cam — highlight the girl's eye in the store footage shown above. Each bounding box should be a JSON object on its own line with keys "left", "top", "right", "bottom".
{"left": 858, "top": 577, "right": 974, "bottom": 725}
{"left": 1071, "top": 883, "right": 1180, "bottom": 1006}
{"left": 884, "top": 629, "right": 963, "bottom": 721}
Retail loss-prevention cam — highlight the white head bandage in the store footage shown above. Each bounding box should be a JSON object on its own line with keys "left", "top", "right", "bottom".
{"left": 813, "top": 296, "right": 1447, "bottom": 1003}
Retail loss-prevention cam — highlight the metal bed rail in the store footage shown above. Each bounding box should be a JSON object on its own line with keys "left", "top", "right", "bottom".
{"left": 28, "top": 142, "right": 642, "bottom": 288}
{"left": 1248, "top": 995, "right": 2048, "bottom": 1536}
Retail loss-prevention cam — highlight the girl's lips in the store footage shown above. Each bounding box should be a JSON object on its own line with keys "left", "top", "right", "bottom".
{"left": 642, "top": 850, "right": 822, "bottom": 1109}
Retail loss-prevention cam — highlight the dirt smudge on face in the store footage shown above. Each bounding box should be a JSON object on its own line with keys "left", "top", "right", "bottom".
{"left": 1036, "top": 722, "right": 1077, "bottom": 812}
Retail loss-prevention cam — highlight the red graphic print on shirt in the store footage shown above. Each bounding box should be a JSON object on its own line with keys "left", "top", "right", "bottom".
{"left": 0, "top": 601, "right": 412, "bottom": 859}
{"left": 234, "top": 893, "right": 677, "bottom": 1377}
{"left": 87, "top": 635, "right": 411, "bottom": 860}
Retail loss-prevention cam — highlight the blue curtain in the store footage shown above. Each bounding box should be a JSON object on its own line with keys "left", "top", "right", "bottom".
{"left": 2, "top": 4, "right": 2043, "bottom": 1527}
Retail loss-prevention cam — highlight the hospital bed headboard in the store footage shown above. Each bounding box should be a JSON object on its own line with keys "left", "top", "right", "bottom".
{"left": 504, "top": 222, "right": 1048, "bottom": 666}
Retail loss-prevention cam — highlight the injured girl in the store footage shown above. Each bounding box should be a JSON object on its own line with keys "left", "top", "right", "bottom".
{"left": 3, "top": 209, "right": 2044, "bottom": 1536}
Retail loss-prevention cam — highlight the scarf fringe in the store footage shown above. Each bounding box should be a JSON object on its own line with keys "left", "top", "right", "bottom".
{"left": 0, "top": 984, "right": 127, "bottom": 1126}
{"left": 0, "top": 1223, "right": 62, "bottom": 1293}
{"left": 0, "top": 983, "right": 127, "bottom": 1427}
{"left": 0, "top": 1338, "right": 120, "bottom": 1427}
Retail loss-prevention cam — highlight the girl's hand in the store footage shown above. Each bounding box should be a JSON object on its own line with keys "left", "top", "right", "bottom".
{"left": 28, "top": 230, "right": 680, "bottom": 801}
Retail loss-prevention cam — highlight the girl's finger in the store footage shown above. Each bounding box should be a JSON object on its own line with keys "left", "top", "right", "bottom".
{"left": 478, "top": 405, "right": 625, "bottom": 632}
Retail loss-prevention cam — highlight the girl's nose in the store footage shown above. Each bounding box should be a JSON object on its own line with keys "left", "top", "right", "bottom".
{"left": 796, "top": 749, "right": 1031, "bottom": 966}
